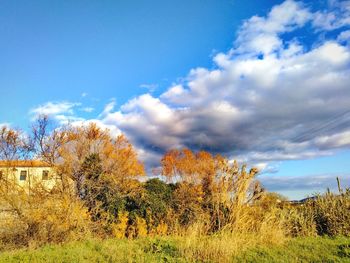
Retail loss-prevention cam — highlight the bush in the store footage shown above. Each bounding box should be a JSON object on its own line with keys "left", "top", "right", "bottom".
{"left": 283, "top": 205, "right": 317, "bottom": 237}
{"left": 0, "top": 182, "right": 91, "bottom": 250}
{"left": 281, "top": 188, "right": 350, "bottom": 238}
{"left": 312, "top": 190, "right": 350, "bottom": 236}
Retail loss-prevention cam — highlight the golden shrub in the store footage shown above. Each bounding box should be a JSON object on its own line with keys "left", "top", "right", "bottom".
{"left": 136, "top": 216, "right": 148, "bottom": 237}
{"left": 112, "top": 212, "right": 129, "bottom": 239}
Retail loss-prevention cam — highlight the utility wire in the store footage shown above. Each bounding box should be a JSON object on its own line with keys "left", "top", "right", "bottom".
{"left": 291, "top": 109, "right": 350, "bottom": 143}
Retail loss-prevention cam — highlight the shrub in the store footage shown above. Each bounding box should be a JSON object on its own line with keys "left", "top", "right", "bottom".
{"left": 0, "top": 182, "right": 91, "bottom": 249}
{"left": 312, "top": 190, "right": 350, "bottom": 236}
{"left": 282, "top": 205, "right": 317, "bottom": 237}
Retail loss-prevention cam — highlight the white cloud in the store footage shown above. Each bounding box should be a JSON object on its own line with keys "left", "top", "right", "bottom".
{"left": 254, "top": 162, "right": 280, "bottom": 174}
{"left": 30, "top": 101, "right": 86, "bottom": 125}
{"left": 92, "top": 0, "right": 350, "bottom": 171}
{"left": 54, "top": 114, "right": 85, "bottom": 125}
{"left": 315, "top": 130, "right": 350, "bottom": 149}
{"left": 0, "top": 123, "right": 10, "bottom": 128}
{"left": 29, "top": 1, "right": 350, "bottom": 174}
{"left": 81, "top": 107, "right": 94, "bottom": 113}
{"left": 233, "top": 0, "right": 311, "bottom": 55}
{"left": 70, "top": 119, "right": 122, "bottom": 137}
{"left": 31, "top": 101, "right": 81, "bottom": 117}
{"left": 338, "top": 30, "right": 350, "bottom": 44}
{"left": 259, "top": 173, "right": 350, "bottom": 193}
{"left": 140, "top": 83, "right": 158, "bottom": 92}
{"left": 99, "top": 99, "right": 116, "bottom": 117}
{"left": 312, "top": 0, "right": 350, "bottom": 31}
{"left": 161, "top": 85, "right": 187, "bottom": 100}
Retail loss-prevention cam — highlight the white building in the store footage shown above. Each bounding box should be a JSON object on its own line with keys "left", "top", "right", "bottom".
{"left": 0, "top": 160, "right": 56, "bottom": 188}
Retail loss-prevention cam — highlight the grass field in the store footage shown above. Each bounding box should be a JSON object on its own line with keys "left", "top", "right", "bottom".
{"left": 0, "top": 236, "right": 349, "bottom": 262}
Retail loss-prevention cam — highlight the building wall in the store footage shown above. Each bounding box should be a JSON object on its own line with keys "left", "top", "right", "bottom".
{"left": 0, "top": 166, "right": 56, "bottom": 189}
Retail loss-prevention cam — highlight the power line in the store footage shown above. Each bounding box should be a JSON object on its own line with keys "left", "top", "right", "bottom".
{"left": 291, "top": 109, "right": 350, "bottom": 143}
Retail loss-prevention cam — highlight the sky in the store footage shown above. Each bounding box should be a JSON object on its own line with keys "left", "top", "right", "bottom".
{"left": 1, "top": 0, "right": 350, "bottom": 199}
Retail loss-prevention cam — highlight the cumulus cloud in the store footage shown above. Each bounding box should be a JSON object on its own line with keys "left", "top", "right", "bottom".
{"left": 312, "top": 0, "right": 350, "bottom": 31}
{"left": 31, "top": 101, "right": 78, "bottom": 116}
{"left": 91, "top": 0, "right": 350, "bottom": 170}
{"left": 30, "top": 1, "right": 350, "bottom": 178}
{"left": 30, "top": 100, "right": 122, "bottom": 135}
{"left": 234, "top": 0, "right": 312, "bottom": 55}
{"left": 338, "top": 30, "right": 350, "bottom": 44}
{"left": 30, "top": 101, "right": 83, "bottom": 124}
{"left": 71, "top": 118, "right": 122, "bottom": 137}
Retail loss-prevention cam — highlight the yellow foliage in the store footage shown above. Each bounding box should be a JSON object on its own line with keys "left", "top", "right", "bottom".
{"left": 156, "top": 221, "right": 168, "bottom": 235}
{"left": 112, "top": 212, "right": 129, "bottom": 239}
{"left": 136, "top": 216, "right": 148, "bottom": 237}
{"left": 0, "top": 180, "right": 91, "bottom": 249}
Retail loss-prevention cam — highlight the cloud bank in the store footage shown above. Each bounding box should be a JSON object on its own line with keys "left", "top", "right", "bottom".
{"left": 259, "top": 173, "right": 350, "bottom": 192}
{"left": 31, "top": 1, "right": 350, "bottom": 179}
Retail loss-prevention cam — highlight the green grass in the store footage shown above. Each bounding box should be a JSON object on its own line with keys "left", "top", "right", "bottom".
{"left": 0, "top": 238, "right": 185, "bottom": 263}
{"left": 0, "top": 236, "right": 349, "bottom": 262}
{"left": 236, "top": 236, "right": 350, "bottom": 263}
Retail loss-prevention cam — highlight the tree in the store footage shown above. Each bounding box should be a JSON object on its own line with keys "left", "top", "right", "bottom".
{"left": 161, "top": 148, "right": 261, "bottom": 231}
{"left": 31, "top": 115, "right": 67, "bottom": 166}
{"left": 143, "top": 178, "right": 174, "bottom": 228}
{"left": 0, "top": 122, "right": 90, "bottom": 247}
{"left": 30, "top": 118, "right": 146, "bottom": 196}
{"left": 0, "top": 126, "right": 31, "bottom": 163}
{"left": 58, "top": 123, "right": 145, "bottom": 194}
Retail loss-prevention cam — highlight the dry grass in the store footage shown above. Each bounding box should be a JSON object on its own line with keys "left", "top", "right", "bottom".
{"left": 0, "top": 181, "right": 91, "bottom": 250}
{"left": 177, "top": 231, "right": 285, "bottom": 262}
{"left": 312, "top": 189, "right": 350, "bottom": 236}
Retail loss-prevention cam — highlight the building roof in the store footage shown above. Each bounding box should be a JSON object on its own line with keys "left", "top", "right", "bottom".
{"left": 0, "top": 160, "right": 51, "bottom": 168}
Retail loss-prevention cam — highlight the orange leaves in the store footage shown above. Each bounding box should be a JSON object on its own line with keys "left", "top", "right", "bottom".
{"left": 101, "top": 134, "right": 145, "bottom": 179}
{"left": 85, "top": 123, "right": 103, "bottom": 140}
{"left": 56, "top": 123, "right": 145, "bottom": 185}
{"left": 28, "top": 117, "right": 146, "bottom": 196}
{"left": 161, "top": 148, "right": 221, "bottom": 183}
{"left": 161, "top": 149, "right": 179, "bottom": 179}
{"left": 160, "top": 148, "right": 261, "bottom": 228}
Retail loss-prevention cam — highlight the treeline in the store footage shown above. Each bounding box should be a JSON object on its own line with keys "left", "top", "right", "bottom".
{"left": 0, "top": 116, "right": 349, "bottom": 250}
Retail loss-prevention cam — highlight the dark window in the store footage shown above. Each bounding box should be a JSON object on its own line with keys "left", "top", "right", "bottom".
{"left": 20, "top": 170, "right": 27, "bottom": 181}
{"left": 42, "top": 170, "right": 49, "bottom": 180}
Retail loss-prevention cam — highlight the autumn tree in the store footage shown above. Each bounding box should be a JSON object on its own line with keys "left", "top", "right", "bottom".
{"left": 161, "top": 148, "right": 261, "bottom": 232}
{"left": 0, "top": 126, "right": 31, "bottom": 163}
{"left": 31, "top": 115, "right": 68, "bottom": 166}
{"left": 0, "top": 122, "right": 91, "bottom": 248}
{"left": 29, "top": 116, "right": 145, "bottom": 196}
{"left": 77, "top": 153, "right": 103, "bottom": 203}
{"left": 57, "top": 123, "right": 145, "bottom": 194}
{"left": 0, "top": 125, "right": 33, "bottom": 192}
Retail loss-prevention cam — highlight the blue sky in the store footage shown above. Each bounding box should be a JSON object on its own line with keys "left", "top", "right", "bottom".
{"left": 1, "top": 0, "right": 350, "bottom": 199}
{"left": 0, "top": 0, "right": 262, "bottom": 123}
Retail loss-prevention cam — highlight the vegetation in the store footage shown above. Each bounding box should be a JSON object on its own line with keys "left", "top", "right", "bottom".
{"left": 0, "top": 116, "right": 349, "bottom": 262}
{"left": 0, "top": 236, "right": 349, "bottom": 263}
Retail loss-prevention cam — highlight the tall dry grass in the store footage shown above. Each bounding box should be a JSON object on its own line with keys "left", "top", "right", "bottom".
{"left": 282, "top": 180, "right": 350, "bottom": 238}
{"left": 169, "top": 168, "right": 288, "bottom": 263}
{"left": 175, "top": 206, "right": 287, "bottom": 263}
{"left": 313, "top": 188, "right": 350, "bottom": 236}
{"left": 0, "top": 179, "right": 91, "bottom": 250}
